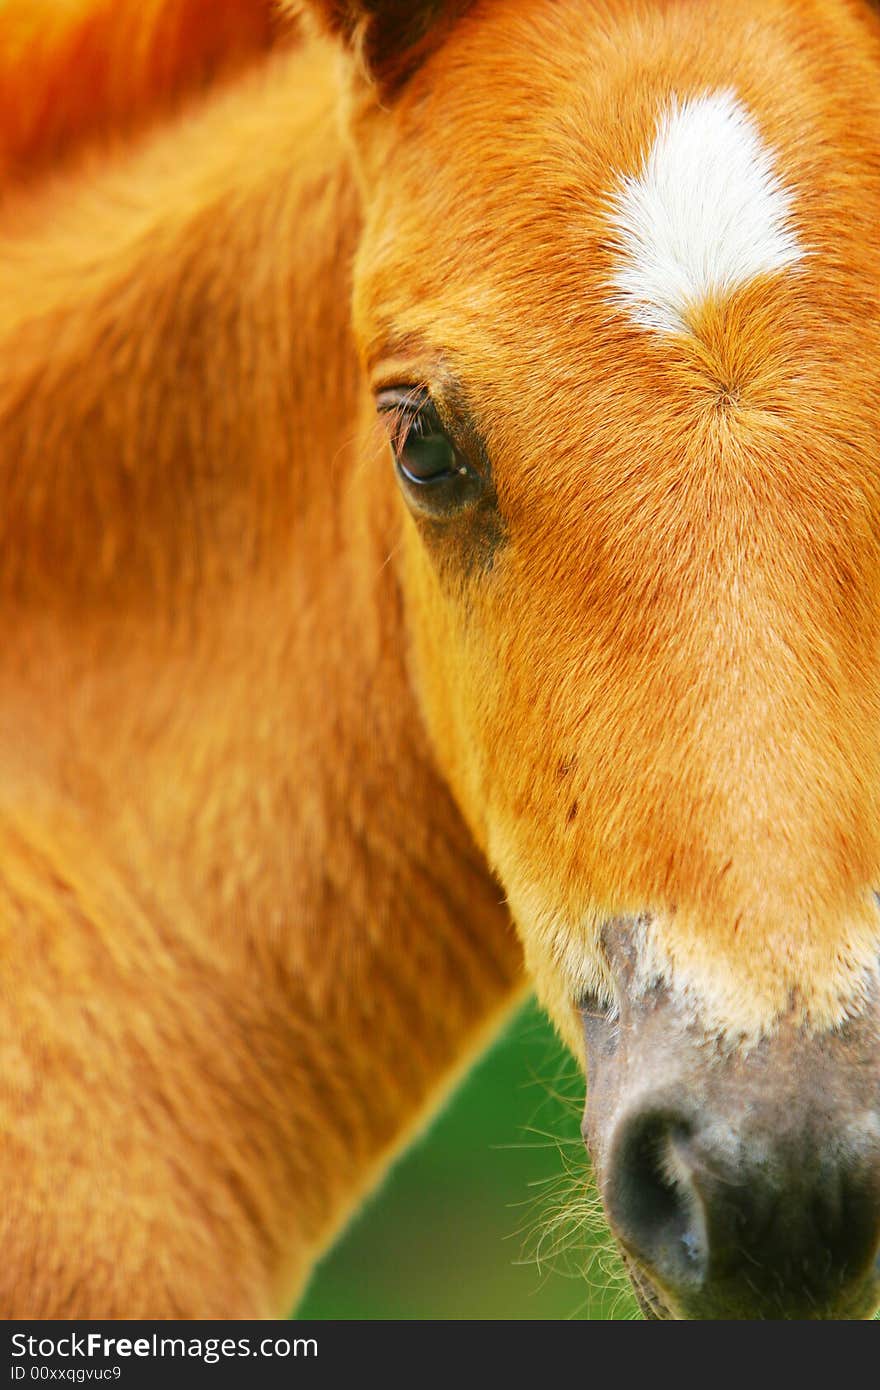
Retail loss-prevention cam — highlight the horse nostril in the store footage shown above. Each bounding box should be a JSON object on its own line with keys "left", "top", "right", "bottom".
{"left": 606, "top": 1109, "right": 707, "bottom": 1293}
{"left": 602, "top": 1105, "right": 880, "bottom": 1316}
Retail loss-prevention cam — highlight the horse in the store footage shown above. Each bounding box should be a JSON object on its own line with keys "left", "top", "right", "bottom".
{"left": 2, "top": 0, "right": 880, "bottom": 1320}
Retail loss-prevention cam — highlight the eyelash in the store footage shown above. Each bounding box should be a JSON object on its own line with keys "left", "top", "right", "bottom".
{"left": 377, "top": 388, "right": 435, "bottom": 451}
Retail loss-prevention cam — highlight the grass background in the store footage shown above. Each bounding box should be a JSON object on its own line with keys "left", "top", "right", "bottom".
{"left": 294, "top": 998, "right": 637, "bottom": 1320}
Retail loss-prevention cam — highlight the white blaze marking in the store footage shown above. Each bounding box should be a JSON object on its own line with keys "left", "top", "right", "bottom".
{"left": 609, "top": 90, "right": 804, "bottom": 336}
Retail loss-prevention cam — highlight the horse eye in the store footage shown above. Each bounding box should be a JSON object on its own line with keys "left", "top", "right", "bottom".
{"left": 376, "top": 389, "right": 475, "bottom": 505}
{"left": 397, "top": 405, "right": 459, "bottom": 483}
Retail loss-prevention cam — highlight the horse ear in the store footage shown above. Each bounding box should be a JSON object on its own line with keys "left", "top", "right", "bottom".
{"left": 293, "top": 1, "right": 473, "bottom": 93}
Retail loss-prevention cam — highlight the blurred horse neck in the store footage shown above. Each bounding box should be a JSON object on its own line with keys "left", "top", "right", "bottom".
{"left": 0, "top": 23, "right": 522, "bottom": 1316}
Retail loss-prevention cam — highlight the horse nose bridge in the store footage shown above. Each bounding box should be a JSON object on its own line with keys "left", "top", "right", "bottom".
{"left": 547, "top": 616, "right": 880, "bottom": 906}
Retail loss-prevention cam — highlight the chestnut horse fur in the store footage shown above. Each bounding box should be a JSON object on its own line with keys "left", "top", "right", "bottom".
{"left": 2, "top": 0, "right": 880, "bottom": 1319}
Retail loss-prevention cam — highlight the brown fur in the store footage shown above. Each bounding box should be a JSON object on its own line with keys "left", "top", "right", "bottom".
{"left": 3, "top": 0, "right": 880, "bottom": 1318}
{"left": 0, "top": 0, "right": 291, "bottom": 184}
{"left": 0, "top": 21, "right": 523, "bottom": 1318}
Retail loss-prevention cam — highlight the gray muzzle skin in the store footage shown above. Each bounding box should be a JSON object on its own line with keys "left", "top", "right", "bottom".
{"left": 580, "top": 921, "right": 880, "bottom": 1320}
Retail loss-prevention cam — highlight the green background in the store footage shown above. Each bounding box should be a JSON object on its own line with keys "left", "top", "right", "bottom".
{"left": 294, "top": 998, "right": 637, "bottom": 1320}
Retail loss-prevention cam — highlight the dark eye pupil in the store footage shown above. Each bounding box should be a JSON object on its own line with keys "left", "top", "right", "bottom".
{"left": 399, "top": 428, "right": 457, "bottom": 483}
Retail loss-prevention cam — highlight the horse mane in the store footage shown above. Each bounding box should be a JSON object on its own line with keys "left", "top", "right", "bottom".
{"left": 0, "top": 0, "right": 298, "bottom": 184}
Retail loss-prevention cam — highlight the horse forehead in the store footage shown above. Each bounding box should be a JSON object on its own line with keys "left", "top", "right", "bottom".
{"left": 607, "top": 90, "right": 805, "bottom": 339}
{"left": 354, "top": 1, "right": 880, "bottom": 527}
{"left": 359, "top": 0, "right": 878, "bottom": 312}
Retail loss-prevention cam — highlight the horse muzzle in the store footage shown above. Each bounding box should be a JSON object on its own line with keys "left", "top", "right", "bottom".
{"left": 581, "top": 926, "right": 880, "bottom": 1320}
